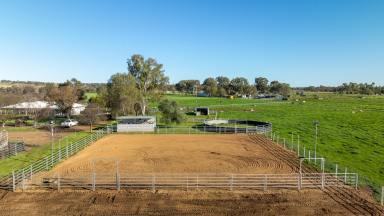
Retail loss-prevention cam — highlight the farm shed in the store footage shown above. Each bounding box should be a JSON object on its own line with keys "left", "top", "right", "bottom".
{"left": 195, "top": 107, "right": 209, "bottom": 116}
{"left": 116, "top": 116, "right": 156, "bottom": 132}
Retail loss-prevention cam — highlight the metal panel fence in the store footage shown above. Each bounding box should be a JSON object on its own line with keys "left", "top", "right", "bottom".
{"left": 0, "top": 127, "right": 111, "bottom": 190}
{"left": 0, "top": 142, "right": 25, "bottom": 160}
{"left": 153, "top": 125, "right": 271, "bottom": 135}
{"left": 17, "top": 172, "right": 358, "bottom": 191}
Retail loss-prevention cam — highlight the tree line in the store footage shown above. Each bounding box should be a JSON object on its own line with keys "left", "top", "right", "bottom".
{"left": 298, "top": 82, "right": 384, "bottom": 95}
{"left": 173, "top": 77, "right": 291, "bottom": 97}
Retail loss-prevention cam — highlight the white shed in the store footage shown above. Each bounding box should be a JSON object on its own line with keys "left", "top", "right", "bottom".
{"left": 116, "top": 116, "right": 156, "bottom": 132}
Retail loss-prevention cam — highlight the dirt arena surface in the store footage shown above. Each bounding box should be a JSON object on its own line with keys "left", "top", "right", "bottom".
{"left": 48, "top": 134, "right": 297, "bottom": 176}
{"left": 8, "top": 131, "right": 68, "bottom": 147}
{"left": 7, "top": 125, "right": 89, "bottom": 147}
{"left": 2, "top": 134, "right": 382, "bottom": 215}
{"left": 0, "top": 189, "right": 362, "bottom": 216}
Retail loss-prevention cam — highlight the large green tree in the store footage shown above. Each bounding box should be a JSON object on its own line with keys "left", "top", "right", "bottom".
{"left": 45, "top": 81, "right": 79, "bottom": 117}
{"left": 104, "top": 73, "right": 140, "bottom": 117}
{"left": 202, "top": 77, "right": 218, "bottom": 96}
{"left": 175, "top": 80, "right": 200, "bottom": 94}
{"left": 255, "top": 77, "right": 269, "bottom": 93}
{"left": 127, "top": 54, "right": 169, "bottom": 115}
{"left": 216, "top": 76, "right": 230, "bottom": 96}
{"left": 229, "top": 77, "right": 250, "bottom": 95}
{"left": 158, "top": 99, "right": 183, "bottom": 124}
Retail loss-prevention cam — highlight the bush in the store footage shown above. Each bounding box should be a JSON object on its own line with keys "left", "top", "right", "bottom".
{"left": 158, "top": 99, "right": 184, "bottom": 124}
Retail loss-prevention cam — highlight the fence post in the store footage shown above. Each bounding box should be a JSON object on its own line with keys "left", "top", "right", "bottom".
{"left": 92, "top": 171, "right": 96, "bottom": 191}
{"left": 196, "top": 175, "right": 199, "bottom": 189}
{"left": 12, "top": 170, "right": 15, "bottom": 192}
{"left": 298, "top": 173, "right": 302, "bottom": 190}
{"left": 381, "top": 186, "right": 384, "bottom": 206}
{"left": 297, "top": 135, "right": 300, "bottom": 156}
{"left": 57, "top": 173, "right": 60, "bottom": 191}
{"left": 30, "top": 165, "right": 33, "bottom": 180}
{"left": 321, "top": 173, "right": 325, "bottom": 190}
{"left": 264, "top": 175, "right": 267, "bottom": 191}
{"left": 283, "top": 138, "right": 286, "bottom": 148}
{"left": 116, "top": 161, "right": 120, "bottom": 191}
{"left": 66, "top": 146, "right": 69, "bottom": 158}
{"left": 58, "top": 140, "right": 61, "bottom": 161}
{"left": 186, "top": 176, "right": 189, "bottom": 191}
{"left": 308, "top": 151, "right": 311, "bottom": 163}
{"left": 152, "top": 175, "right": 156, "bottom": 192}
{"left": 116, "top": 171, "right": 120, "bottom": 191}
{"left": 344, "top": 168, "right": 347, "bottom": 184}
{"left": 335, "top": 164, "right": 339, "bottom": 180}
{"left": 22, "top": 169, "right": 25, "bottom": 191}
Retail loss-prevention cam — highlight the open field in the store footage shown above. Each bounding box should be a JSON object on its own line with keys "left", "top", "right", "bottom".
{"left": 45, "top": 134, "right": 296, "bottom": 176}
{"left": 169, "top": 94, "right": 384, "bottom": 196}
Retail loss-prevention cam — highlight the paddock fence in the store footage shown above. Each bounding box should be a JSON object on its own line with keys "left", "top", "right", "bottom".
{"left": 13, "top": 172, "right": 358, "bottom": 191}
{"left": 111, "top": 125, "right": 272, "bottom": 135}
{"left": 0, "top": 141, "right": 25, "bottom": 160}
{"left": 0, "top": 126, "right": 112, "bottom": 191}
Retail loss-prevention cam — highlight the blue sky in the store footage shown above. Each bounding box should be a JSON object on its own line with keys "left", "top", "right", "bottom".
{"left": 0, "top": 0, "right": 383, "bottom": 86}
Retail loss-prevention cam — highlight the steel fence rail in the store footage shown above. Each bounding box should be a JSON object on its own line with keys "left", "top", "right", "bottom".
{"left": 0, "top": 126, "right": 112, "bottom": 190}
{"left": 18, "top": 172, "right": 358, "bottom": 191}
{"left": 0, "top": 142, "right": 25, "bottom": 160}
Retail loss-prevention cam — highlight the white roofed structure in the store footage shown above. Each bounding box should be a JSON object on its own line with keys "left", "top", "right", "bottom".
{"left": 1, "top": 101, "right": 85, "bottom": 116}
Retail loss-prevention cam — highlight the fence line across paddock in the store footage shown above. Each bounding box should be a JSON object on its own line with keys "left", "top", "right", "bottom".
{"left": 15, "top": 172, "right": 359, "bottom": 191}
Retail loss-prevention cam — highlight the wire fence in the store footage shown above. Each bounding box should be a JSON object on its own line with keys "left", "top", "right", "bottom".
{"left": 268, "top": 130, "right": 384, "bottom": 204}
{"left": 0, "top": 126, "right": 112, "bottom": 191}
{"left": 0, "top": 142, "right": 25, "bottom": 160}
{"left": 0, "top": 130, "right": 8, "bottom": 148}
{"left": 109, "top": 124, "right": 272, "bottom": 135}
{"left": 11, "top": 172, "right": 358, "bottom": 191}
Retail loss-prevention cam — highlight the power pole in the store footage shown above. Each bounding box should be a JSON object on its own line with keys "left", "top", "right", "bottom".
{"left": 313, "top": 121, "right": 320, "bottom": 164}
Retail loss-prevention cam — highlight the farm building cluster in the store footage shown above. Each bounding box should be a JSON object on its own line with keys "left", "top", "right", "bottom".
{"left": 0, "top": 101, "right": 86, "bottom": 116}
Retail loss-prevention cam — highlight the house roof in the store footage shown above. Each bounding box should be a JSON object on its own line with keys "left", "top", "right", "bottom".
{"left": 1, "top": 101, "right": 57, "bottom": 109}
{"left": 1, "top": 101, "right": 85, "bottom": 109}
